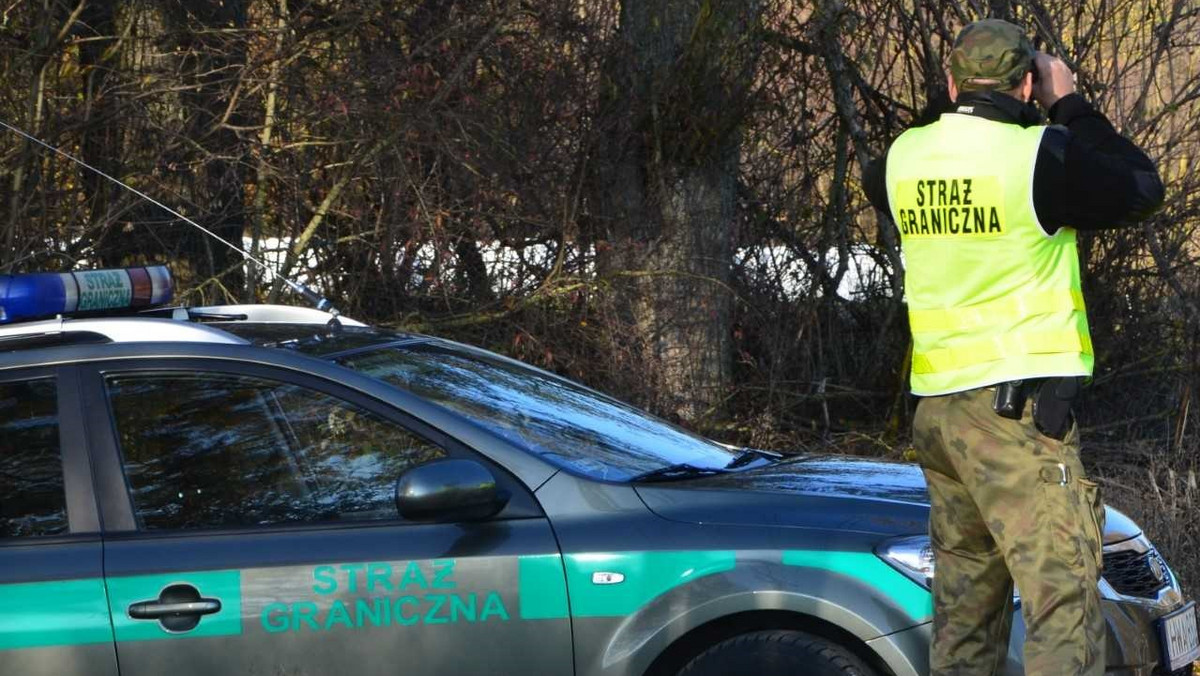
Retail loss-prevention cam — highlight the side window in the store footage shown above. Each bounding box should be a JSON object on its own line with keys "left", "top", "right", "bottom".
{"left": 104, "top": 371, "right": 447, "bottom": 530}
{"left": 0, "top": 378, "right": 68, "bottom": 537}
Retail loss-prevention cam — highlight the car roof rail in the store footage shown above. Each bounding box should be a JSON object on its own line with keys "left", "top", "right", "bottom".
{"left": 179, "top": 304, "right": 366, "bottom": 326}
{"left": 0, "top": 330, "right": 111, "bottom": 352}
{"left": 0, "top": 316, "right": 248, "bottom": 347}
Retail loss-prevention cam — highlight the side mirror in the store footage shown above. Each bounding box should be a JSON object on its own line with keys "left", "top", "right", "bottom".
{"left": 395, "top": 459, "right": 509, "bottom": 523}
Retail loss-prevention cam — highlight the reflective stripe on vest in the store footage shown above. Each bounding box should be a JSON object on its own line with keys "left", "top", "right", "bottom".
{"left": 907, "top": 289, "right": 1086, "bottom": 334}
{"left": 912, "top": 331, "right": 1093, "bottom": 375}
{"left": 886, "top": 114, "right": 1094, "bottom": 395}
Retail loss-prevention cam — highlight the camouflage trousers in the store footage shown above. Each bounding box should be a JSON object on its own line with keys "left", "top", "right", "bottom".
{"left": 913, "top": 386, "right": 1106, "bottom": 676}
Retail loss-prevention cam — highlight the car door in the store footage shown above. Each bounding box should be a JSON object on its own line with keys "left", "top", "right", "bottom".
{"left": 0, "top": 366, "right": 118, "bottom": 676}
{"left": 79, "top": 358, "right": 572, "bottom": 676}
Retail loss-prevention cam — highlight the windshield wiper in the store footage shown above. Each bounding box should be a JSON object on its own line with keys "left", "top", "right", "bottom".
{"left": 633, "top": 450, "right": 784, "bottom": 482}
{"left": 630, "top": 463, "right": 729, "bottom": 483}
{"left": 724, "top": 447, "right": 784, "bottom": 469}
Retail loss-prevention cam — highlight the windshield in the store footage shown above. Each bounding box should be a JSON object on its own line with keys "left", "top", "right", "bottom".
{"left": 339, "top": 342, "right": 737, "bottom": 481}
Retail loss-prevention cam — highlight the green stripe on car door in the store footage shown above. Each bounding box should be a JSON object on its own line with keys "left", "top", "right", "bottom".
{"left": 106, "top": 570, "right": 243, "bottom": 642}
{"left": 782, "top": 550, "right": 933, "bottom": 622}
{"left": 517, "top": 554, "right": 571, "bottom": 619}
{"left": 562, "top": 551, "right": 736, "bottom": 617}
{"left": 517, "top": 551, "right": 737, "bottom": 619}
{"left": 0, "top": 578, "right": 113, "bottom": 650}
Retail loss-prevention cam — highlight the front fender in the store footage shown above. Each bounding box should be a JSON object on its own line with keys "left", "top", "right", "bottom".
{"left": 572, "top": 551, "right": 932, "bottom": 676}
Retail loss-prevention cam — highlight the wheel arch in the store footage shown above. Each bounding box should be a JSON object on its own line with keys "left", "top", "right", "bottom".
{"left": 570, "top": 555, "right": 929, "bottom": 676}
{"left": 642, "top": 610, "right": 898, "bottom": 676}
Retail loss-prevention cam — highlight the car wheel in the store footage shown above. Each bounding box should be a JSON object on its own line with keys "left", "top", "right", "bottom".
{"left": 677, "top": 629, "right": 878, "bottom": 676}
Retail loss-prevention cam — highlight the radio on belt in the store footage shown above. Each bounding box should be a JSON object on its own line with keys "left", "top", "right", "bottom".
{"left": 0, "top": 265, "right": 173, "bottom": 325}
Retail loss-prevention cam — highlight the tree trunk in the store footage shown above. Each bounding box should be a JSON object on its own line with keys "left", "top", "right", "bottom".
{"left": 598, "top": 0, "right": 761, "bottom": 423}
{"left": 4, "top": 3, "right": 59, "bottom": 270}
{"left": 163, "top": 0, "right": 250, "bottom": 292}
{"left": 77, "top": 0, "right": 128, "bottom": 267}
{"left": 246, "top": 0, "right": 289, "bottom": 302}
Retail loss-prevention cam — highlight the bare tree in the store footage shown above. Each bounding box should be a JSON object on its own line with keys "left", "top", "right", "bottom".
{"left": 591, "top": 0, "right": 764, "bottom": 423}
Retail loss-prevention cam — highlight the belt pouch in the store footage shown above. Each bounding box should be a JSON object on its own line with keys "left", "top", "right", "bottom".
{"left": 992, "top": 380, "right": 1027, "bottom": 420}
{"left": 1033, "top": 377, "right": 1081, "bottom": 440}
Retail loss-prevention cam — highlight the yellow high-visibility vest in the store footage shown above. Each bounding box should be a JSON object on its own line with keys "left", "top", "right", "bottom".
{"left": 885, "top": 113, "right": 1093, "bottom": 396}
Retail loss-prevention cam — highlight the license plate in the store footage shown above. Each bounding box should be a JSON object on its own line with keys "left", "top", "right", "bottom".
{"left": 1159, "top": 601, "right": 1200, "bottom": 672}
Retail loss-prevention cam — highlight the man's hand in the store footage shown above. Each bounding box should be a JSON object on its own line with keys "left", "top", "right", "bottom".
{"left": 1032, "top": 52, "right": 1075, "bottom": 109}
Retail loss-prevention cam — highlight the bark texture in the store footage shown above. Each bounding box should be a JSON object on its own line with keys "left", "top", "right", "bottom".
{"left": 600, "top": 0, "right": 762, "bottom": 422}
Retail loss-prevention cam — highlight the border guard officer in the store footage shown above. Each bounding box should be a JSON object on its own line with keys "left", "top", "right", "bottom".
{"left": 863, "top": 18, "right": 1164, "bottom": 676}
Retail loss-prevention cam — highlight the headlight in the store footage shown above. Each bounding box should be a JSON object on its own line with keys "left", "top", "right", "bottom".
{"left": 876, "top": 535, "right": 1022, "bottom": 606}
{"left": 876, "top": 535, "right": 935, "bottom": 589}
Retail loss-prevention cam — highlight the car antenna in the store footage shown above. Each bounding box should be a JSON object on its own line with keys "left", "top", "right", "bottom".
{"left": 0, "top": 118, "right": 341, "bottom": 323}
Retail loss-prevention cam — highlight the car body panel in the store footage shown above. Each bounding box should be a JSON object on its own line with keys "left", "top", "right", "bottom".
{"left": 654, "top": 455, "right": 1144, "bottom": 545}
{"left": 535, "top": 471, "right": 935, "bottom": 676}
{"left": 1000, "top": 597, "right": 1178, "bottom": 676}
{"left": 635, "top": 483, "right": 930, "bottom": 538}
{"left": 866, "top": 622, "right": 932, "bottom": 676}
{"left": 0, "top": 540, "right": 118, "bottom": 676}
{"left": 97, "top": 523, "right": 573, "bottom": 676}
{"left": 1096, "top": 598, "right": 1176, "bottom": 675}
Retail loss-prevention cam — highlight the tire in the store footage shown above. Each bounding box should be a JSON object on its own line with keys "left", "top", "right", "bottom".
{"left": 677, "top": 629, "right": 878, "bottom": 676}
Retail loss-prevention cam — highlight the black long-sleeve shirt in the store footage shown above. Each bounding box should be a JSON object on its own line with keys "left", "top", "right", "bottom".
{"left": 862, "top": 92, "right": 1164, "bottom": 234}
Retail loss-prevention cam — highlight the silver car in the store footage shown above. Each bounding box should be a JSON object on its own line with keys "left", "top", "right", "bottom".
{"left": 0, "top": 302, "right": 1195, "bottom": 675}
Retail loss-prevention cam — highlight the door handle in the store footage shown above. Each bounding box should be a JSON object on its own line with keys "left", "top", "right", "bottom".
{"left": 127, "top": 583, "right": 222, "bottom": 632}
{"left": 128, "top": 599, "right": 221, "bottom": 619}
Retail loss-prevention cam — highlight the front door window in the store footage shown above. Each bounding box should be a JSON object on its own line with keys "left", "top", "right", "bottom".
{"left": 104, "top": 371, "right": 447, "bottom": 530}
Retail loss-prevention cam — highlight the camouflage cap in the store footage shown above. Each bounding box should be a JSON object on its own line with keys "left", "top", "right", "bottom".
{"left": 950, "top": 19, "right": 1036, "bottom": 91}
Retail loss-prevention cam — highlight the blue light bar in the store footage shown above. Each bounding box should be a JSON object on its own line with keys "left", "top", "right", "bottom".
{"left": 0, "top": 266, "right": 173, "bottom": 325}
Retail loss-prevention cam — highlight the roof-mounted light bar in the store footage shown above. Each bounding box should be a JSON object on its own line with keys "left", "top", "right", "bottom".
{"left": 0, "top": 265, "right": 173, "bottom": 325}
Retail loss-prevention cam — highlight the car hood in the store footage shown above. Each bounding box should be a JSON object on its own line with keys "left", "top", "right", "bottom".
{"left": 635, "top": 454, "right": 1142, "bottom": 544}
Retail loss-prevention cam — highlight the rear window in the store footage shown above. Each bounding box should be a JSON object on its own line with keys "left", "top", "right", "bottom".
{"left": 0, "top": 378, "right": 68, "bottom": 537}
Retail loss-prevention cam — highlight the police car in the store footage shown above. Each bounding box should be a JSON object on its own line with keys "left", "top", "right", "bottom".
{"left": 1, "top": 266, "right": 1196, "bottom": 676}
